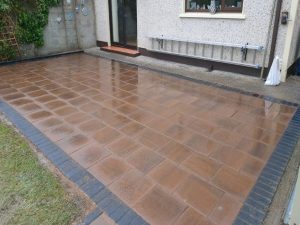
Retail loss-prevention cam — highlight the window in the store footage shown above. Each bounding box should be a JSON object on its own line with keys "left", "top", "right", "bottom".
{"left": 185, "top": 0, "right": 243, "bottom": 13}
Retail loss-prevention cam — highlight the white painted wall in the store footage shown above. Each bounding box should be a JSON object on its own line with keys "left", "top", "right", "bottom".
{"left": 289, "top": 169, "right": 300, "bottom": 225}
{"left": 137, "top": 0, "right": 273, "bottom": 48}
{"left": 288, "top": 1, "right": 300, "bottom": 67}
{"left": 280, "top": 0, "right": 300, "bottom": 80}
{"left": 94, "top": 0, "right": 294, "bottom": 69}
{"left": 94, "top": 0, "right": 110, "bottom": 44}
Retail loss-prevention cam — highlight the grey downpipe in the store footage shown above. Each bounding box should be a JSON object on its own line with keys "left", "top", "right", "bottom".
{"left": 260, "top": 0, "right": 280, "bottom": 79}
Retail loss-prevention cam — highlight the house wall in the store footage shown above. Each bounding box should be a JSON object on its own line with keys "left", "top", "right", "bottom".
{"left": 288, "top": 1, "right": 300, "bottom": 67}
{"left": 95, "top": 0, "right": 293, "bottom": 70}
{"left": 274, "top": 0, "right": 300, "bottom": 69}
{"left": 21, "top": 0, "right": 96, "bottom": 58}
{"left": 137, "top": 1, "right": 271, "bottom": 47}
{"left": 94, "top": 1, "right": 110, "bottom": 45}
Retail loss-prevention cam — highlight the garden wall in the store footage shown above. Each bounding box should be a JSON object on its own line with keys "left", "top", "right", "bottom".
{"left": 21, "top": 0, "right": 96, "bottom": 59}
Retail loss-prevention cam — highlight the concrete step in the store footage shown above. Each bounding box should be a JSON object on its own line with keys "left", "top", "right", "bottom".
{"left": 100, "top": 46, "right": 140, "bottom": 57}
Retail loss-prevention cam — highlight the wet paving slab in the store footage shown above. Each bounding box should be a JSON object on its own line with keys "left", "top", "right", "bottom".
{"left": 0, "top": 53, "right": 298, "bottom": 225}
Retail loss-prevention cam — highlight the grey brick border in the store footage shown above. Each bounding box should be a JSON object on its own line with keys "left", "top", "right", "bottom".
{"left": 0, "top": 100, "right": 148, "bottom": 225}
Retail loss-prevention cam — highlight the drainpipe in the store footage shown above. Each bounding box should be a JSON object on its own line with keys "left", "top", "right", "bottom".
{"left": 267, "top": 0, "right": 283, "bottom": 71}
{"left": 260, "top": 0, "right": 282, "bottom": 79}
{"left": 106, "top": 0, "right": 112, "bottom": 46}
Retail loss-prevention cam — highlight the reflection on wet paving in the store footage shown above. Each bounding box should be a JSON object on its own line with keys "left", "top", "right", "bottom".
{"left": 0, "top": 54, "right": 296, "bottom": 225}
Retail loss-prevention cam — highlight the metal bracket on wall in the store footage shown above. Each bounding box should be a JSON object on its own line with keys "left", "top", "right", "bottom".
{"left": 241, "top": 43, "right": 249, "bottom": 61}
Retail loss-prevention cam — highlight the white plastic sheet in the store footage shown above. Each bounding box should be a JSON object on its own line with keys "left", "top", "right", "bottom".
{"left": 265, "top": 56, "right": 281, "bottom": 86}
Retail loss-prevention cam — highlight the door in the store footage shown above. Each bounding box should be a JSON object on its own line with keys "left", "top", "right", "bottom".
{"left": 109, "top": 0, "right": 137, "bottom": 48}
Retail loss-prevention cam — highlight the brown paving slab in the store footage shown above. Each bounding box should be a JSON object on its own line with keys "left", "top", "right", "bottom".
{"left": 135, "top": 187, "right": 187, "bottom": 225}
{"left": 46, "top": 124, "right": 75, "bottom": 142}
{"left": 149, "top": 160, "right": 187, "bottom": 191}
{"left": 0, "top": 54, "right": 296, "bottom": 225}
{"left": 211, "top": 146, "right": 247, "bottom": 171}
{"left": 36, "top": 117, "right": 63, "bottom": 131}
{"left": 110, "top": 170, "right": 153, "bottom": 205}
{"left": 64, "top": 112, "right": 92, "bottom": 125}
{"left": 58, "top": 92, "right": 78, "bottom": 100}
{"left": 101, "top": 98, "right": 125, "bottom": 108}
{"left": 19, "top": 85, "right": 40, "bottom": 93}
{"left": 240, "top": 156, "right": 265, "bottom": 177}
{"left": 175, "top": 208, "right": 214, "bottom": 225}
{"left": 127, "top": 148, "right": 164, "bottom": 174}
{"left": 81, "top": 102, "right": 103, "bottom": 113}
{"left": 212, "top": 167, "right": 255, "bottom": 200}
{"left": 146, "top": 117, "right": 174, "bottom": 132}
{"left": 210, "top": 194, "right": 243, "bottom": 225}
{"left": 102, "top": 113, "right": 131, "bottom": 129}
{"left": 45, "top": 100, "right": 67, "bottom": 110}
{"left": 27, "top": 90, "right": 48, "bottom": 97}
{"left": 69, "top": 96, "right": 90, "bottom": 106}
{"left": 89, "top": 156, "right": 130, "bottom": 185}
{"left": 116, "top": 103, "right": 139, "bottom": 115}
{"left": 10, "top": 98, "right": 33, "bottom": 106}
{"left": 71, "top": 144, "right": 111, "bottom": 169}
{"left": 79, "top": 119, "right": 106, "bottom": 134}
{"left": 261, "top": 130, "right": 281, "bottom": 146}
{"left": 163, "top": 124, "right": 195, "bottom": 143}
{"left": 212, "top": 128, "right": 242, "bottom": 147}
{"left": 93, "top": 127, "right": 122, "bottom": 145}
{"left": 92, "top": 93, "right": 113, "bottom": 103}
{"left": 182, "top": 153, "right": 221, "bottom": 181}
{"left": 156, "top": 141, "right": 192, "bottom": 164}
{"left": 56, "top": 134, "right": 89, "bottom": 154}
{"left": 107, "top": 136, "right": 140, "bottom": 157}
{"left": 19, "top": 103, "right": 42, "bottom": 113}
{"left": 0, "top": 88, "right": 17, "bottom": 95}
{"left": 136, "top": 128, "right": 170, "bottom": 150}
{"left": 184, "top": 117, "right": 217, "bottom": 137}
{"left": 3, "top": 93, "right": 25, "bottom": 101}
{"left": 28, "top": 110, "right": 52, "bottom": 121}
{"left": 184, "top": 134, "right": 225, "bottom": 156}
{"left": 175, "top": 175, "right": 224, "bottom": 216}
{"left": 119, "top": 121, "right": 146, "bottom": 137}
{"left": 35, "top": 94, "right": 57, "bottom": 103}
{"left": 128, "top": 109, "right": 157, "bottom": 124}
{"left": 54, "top": 105, "right": 78, "bottom": 116}
{"left": 235, "top": 138, "right": 272, "bottom": 161}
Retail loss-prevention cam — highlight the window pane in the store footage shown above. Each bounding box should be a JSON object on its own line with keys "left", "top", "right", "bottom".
{"left": 186, "top": 0, "right": 211, "bottom": 11}
{"left": 224, "top": 0, "right": 243, "bottom": 9}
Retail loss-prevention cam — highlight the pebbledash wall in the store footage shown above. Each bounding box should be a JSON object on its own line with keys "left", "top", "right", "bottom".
{"left": 287, "top": 2, "right": 300, "bottom": 68}
{"left": 21, "top": 0, "right": 96, "bottom": 58}
{"left": 94, "top": 0, "right": 299, "bottom": 78}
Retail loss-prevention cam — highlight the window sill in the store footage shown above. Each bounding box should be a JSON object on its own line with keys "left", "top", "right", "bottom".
{"left": 179, "top": 12, "right": 246, "bottom": 20}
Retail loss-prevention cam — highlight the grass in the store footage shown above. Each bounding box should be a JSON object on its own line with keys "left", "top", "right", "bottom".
{"left": 0, "top": 122, "right": 81, "bottom": 225}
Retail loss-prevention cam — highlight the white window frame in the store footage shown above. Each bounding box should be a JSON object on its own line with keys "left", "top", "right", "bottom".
{"left": 180, "top": 0, "right": 246, "bottom": 20}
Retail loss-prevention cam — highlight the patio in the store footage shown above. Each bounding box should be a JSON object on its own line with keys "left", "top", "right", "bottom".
{"left": 0, "top": 53, "right": 297, "bottom": 225}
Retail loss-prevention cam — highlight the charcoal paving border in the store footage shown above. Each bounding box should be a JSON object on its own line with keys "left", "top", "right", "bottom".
{"left": 0, "top": 100, "right": 148, "bottom": 225}
{"left": 1, "top": 55, "right": 300, "bottom": 224}
{"left": 233, "top": 107, "right": 300, "bottom": 225}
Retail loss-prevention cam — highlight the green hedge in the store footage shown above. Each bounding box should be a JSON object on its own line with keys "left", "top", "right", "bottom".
{"left": 0, "top": 40, "right": 16, "bottom": 60}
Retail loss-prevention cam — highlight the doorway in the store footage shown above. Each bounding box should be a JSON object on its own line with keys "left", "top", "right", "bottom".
{"left": 109, "top": 0, "right": 137, "bottom": 48}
